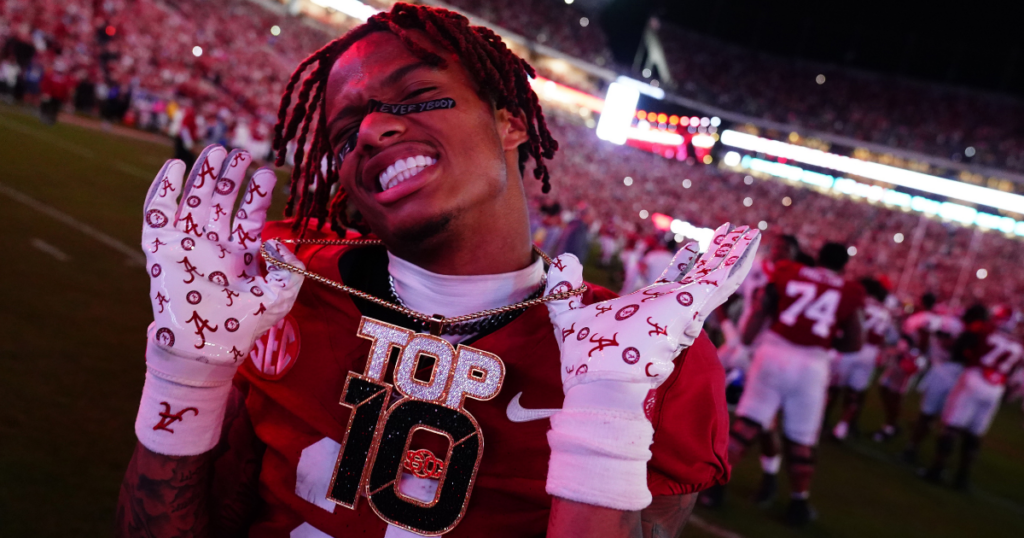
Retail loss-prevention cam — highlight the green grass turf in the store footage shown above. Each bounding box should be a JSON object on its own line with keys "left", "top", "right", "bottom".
{"left": 1, "top": 104, "right": 1023, "bottom": 537}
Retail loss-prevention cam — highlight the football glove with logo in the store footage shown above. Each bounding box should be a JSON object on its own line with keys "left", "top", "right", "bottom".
{"left": 135, "top": 145, "right": 304, "bottom": 455}
{"left": 542, "top": 223, "right": 759, "bottom": 510}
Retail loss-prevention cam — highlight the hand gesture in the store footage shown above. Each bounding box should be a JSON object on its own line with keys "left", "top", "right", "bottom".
{"left": 544, "top": 223, "right": 760, "bottom": 392}
{"left": 141, "top": 145, "right": 304, "bottom": 386}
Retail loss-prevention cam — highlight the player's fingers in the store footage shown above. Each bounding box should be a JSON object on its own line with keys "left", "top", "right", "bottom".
{"left": 231, "top": 168, "right": 278, "bottom": 270}
{"left": 205, "top": 149, "right": 251, "bottom": 242}
{"left": 544, "top": 253, "right": 584, "bottom": 320}
{"left": 727, "top": 228, "right": 761, "bottom": 281}
{"left": 696, "top": 227, "right": 759, "bottom": 291}
{"left": 263, "top": 239, "right": 305, "bottom": 289}
{"left": 142, "top": 159, "right": 185, "bottom": 233}
{"left": 175, "top": 145, "right": 227, "bottom": 236}
{"left": 656, "top": 241, "right": 700, "bottom": 283}
{"left": 689, "top": 222, "right": 734, "bottom": 274}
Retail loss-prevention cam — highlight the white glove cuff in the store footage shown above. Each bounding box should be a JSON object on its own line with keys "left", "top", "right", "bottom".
{"left": 546, "top": 408, "right": 654, "bottom": 511}
{"left": 134, "top": 372, "right": 232, "bottom": 456}
{"left": 145, "top": 326, "right": 239, "bottom": 388}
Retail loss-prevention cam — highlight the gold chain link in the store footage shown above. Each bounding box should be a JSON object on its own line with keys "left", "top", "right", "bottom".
{"left": 259, "top": 238, "right": 586, "bottom": 328}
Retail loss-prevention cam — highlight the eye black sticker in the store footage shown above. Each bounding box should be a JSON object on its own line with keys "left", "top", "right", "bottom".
{"left": 368, "top": 97, "right": 456, "bottom": 116}
{"left": 336, "top": 98, "right": 456, "bottom": 164}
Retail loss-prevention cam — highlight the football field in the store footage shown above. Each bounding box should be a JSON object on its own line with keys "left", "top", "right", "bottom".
{"left": 1, "top": 104, "right": 1023, "bottom": 537}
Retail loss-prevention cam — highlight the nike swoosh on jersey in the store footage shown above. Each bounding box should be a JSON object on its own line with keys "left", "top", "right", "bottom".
{"left": 505, "top": 392, "right": 560, "bottom": 422}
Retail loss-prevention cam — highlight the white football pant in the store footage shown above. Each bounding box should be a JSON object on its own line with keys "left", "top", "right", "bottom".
{"left": 942, "top": 368, "right": 1005, "bottom": 436}
{"left": 918, "top": 362, "right": 965, "bottom": 416}
{"left": 736, "top": 331, "right": 830, "bottom": 446}
{"left": 833, "top": 344, "right": 880, "bottom": 391}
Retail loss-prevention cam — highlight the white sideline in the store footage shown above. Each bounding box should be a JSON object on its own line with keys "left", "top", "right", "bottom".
{"left": 0, "top": 182, "right": 144, "bottom": 266}
{"left": 30, "top": 238, "right": 70, "bottom": 262}
{"left": 0, "top": 114, "right": 95, "bottom": 158}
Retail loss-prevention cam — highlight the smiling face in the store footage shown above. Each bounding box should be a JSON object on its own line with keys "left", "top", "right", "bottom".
{"left": 324, "top": 30, "right": 528, "bottom": 250}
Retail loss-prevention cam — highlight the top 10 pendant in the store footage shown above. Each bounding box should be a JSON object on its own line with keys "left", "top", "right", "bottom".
{"left": 327, "top": 316, "right": 505, "bottom": 536}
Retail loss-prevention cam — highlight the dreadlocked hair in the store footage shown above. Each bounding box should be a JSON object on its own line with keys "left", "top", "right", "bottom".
{"left": 272, "top": 2, "right": 559, "bottom": 235}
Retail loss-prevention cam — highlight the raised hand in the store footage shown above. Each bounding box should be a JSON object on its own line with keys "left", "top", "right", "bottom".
{"left": 545, "top": 223, "right": 761, "bottom": 392}
{"left": 541, "top": 223, "right": 760, "bottom": 511}
{"left": 142, "top": 145, "right": 304, "bottom": 386}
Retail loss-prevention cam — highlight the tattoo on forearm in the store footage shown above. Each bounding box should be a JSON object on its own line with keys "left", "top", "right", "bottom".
{"left": 115, "top": 387, "right": 263, "bottom": 538}
{"left": 641, "top": 493, "right": 697, "bottom": 538}
{"left": 115, "top": 445, "right": 213, "bottom": 538}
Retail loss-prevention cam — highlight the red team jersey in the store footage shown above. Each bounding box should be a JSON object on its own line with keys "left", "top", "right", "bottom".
{"left": 228, "top": 222, "right": 730, "bottom": 537}
{"left": 960, "top": 321, "right": 1024, "bottom": 385}
{"left": 768, "top": 260, "right": 865, "bottom": 349}
{"left": 862, "top": 298, "right": 891, "bottom": 347}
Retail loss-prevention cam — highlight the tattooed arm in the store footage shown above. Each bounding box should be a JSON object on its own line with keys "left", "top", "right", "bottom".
{"left": 116, "top": 385, "right": 264, "bottom": 538}
{"left": 548, "top": 497, "right": 642, "bottom": 538}
{"left": 547, "top": 493, "right": 696, "bottom": 538}
{"left": 641, "top": 494, "right": 697, "bottom": 538}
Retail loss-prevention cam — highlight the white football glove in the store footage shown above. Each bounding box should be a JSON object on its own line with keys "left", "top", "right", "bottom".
{"left": 542, "top": 223, "right": 759, "bottom": 510}
{"left": 136, "top": 145, "right": 304, "bottom": 455}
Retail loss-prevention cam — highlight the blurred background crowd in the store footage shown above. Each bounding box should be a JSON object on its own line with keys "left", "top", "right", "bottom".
{"left": 2, "top": 0, "right": 1021, "bottom": 311}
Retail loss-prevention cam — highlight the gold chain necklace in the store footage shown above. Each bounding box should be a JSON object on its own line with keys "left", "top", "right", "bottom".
{"left": 260, "top": 238, "right": 587, "bottom": 335}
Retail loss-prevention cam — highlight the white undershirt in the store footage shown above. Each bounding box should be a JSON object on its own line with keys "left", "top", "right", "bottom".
{"left": 382, "top": 253, "right": 545, "bottom": 537}
{"left": 387, "top": 252, "right": 545, "bottom": 345}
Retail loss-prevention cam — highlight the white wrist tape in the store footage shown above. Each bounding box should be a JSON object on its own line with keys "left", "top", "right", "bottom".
{"left": 546, "top": 408, "right": 654, "bottom": 511}
{"left": 134, "top": 371, "right": 232, "bottom": 456}
{"left": 145, "top": 326, "right": 240, "bottom": 387}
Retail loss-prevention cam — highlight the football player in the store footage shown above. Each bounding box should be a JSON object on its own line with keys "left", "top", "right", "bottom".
{"left": 115, "top": 5, "right": 759, "bottom": 537}
{"left": 712, "top": 233, "right": 801, "bottom": 507}
{"left": 903, "top": 302, "right": 965, "bottom": 463}
{"left": 873, "top": 292, "right": 937, "bottom": 442}
{"left": 830, "top": 277, "right": 892, "bottom": 440}
{"left": 716, "top": 243, "right": 865, "bottom": 525}
{"left": 923, "top": 304, "right": 1023, "bottom": 488}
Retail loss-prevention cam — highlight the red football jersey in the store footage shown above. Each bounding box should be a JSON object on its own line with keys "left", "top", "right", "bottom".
{"left": 230, "top": 221, "right": 730, "bottom": 537}
{"left": 768, "top": 260, "right": 865, "bottom": 349}
{"left": 862, "top": 298, "right": 892, "bottom": 347}
{"left": 961, "top": 321, "right": 1024, "bottom": 385}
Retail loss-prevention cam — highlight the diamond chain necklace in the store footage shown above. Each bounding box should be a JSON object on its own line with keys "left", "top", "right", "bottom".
{"left": 260, "top": 238, "right": 587, "bottom": 335}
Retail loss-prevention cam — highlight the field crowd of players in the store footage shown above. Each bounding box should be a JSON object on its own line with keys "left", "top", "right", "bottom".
{"left": 4, "top": 0, "right": 1024, "bottom": 526}
{"left": 674, "top": 231, "right": 1024, "bottom": 525}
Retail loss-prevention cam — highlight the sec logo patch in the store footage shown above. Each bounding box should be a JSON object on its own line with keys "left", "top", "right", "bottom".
{"left": 248, "top": 315, "right": 300, "bottom": 380}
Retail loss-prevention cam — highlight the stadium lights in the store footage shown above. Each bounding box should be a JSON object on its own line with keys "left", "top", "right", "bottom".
{"left": 529, "top": 76, "right": 604, "bottom": 112}
{"left": 735, "top": 155, "right": 1024, "bottom": 235}
{"left": 691, "top": 134, "right": 716, "bottom": 149}
{"left": 596, "top": 82, "right": 640, "bottom": 145}
{"left": 614, "top": 76, "right": 665, "bottom": 99}
{"left": 625, "top": 127, "right": 683, "bottom": 146}
{"left": 720, "top": 129, "right": 1024, "bottom": 215}
{"left": 309, "top": 0, "right": 379, "bottom": 21}
{"left": 668, "top": 218, "right": 715, "bottom": 251}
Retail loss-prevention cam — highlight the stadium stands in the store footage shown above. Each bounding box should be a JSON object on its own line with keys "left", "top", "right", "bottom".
{"left": 1, "top": 0, "right": 1019, "bottom": 308}
{"left": 538, "top": 108, "right": 1021, "bottom": 307}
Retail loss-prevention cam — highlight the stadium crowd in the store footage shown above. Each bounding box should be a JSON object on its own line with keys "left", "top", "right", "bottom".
{"left": 439, "top": 0, "right": 1024, "bottom": 175}
{"left": 2, "top": 0, "right": 1020, "bottom": 310}
{"left": 533, "top": 108, "right": 1022, "bottom": 311}
{"left": 0, "top": 0, "right": 338, "bottom": 158}
{"left": 7, "top": 0, "right": 1024, "bottom": 174}
{"left": 440, "top": 0, "right": 611, "bottom": 65}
